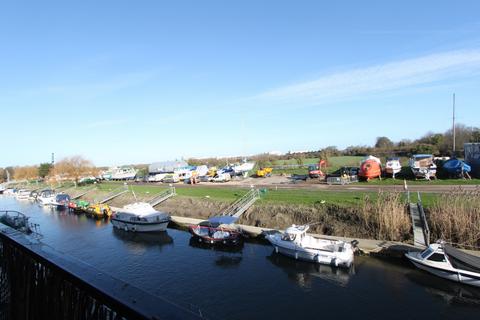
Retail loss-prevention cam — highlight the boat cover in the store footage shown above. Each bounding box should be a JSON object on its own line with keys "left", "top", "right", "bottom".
{"left": 443, "top": 159, "right": 471, "bottom": 173}
{"left": 208, "top": 216, "right": 238, "bottom": 225}
{"left": 444, "top": 244, "right": 480, "bottom": 273}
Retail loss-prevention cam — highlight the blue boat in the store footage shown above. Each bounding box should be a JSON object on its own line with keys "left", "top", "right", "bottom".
{"left": 443, "top": 158, "right": 471, "bottom": 175}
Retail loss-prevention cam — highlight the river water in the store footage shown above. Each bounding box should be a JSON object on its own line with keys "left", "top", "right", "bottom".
{"left": 1, "top": 196, "right": 479, "bottom": 319}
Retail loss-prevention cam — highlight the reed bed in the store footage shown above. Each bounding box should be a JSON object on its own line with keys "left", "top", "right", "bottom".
{"left": 359, "top": 192, "right": 411, "bottom": 241}
{"left": 428, "top": 187, "right": 480, "bottom": 248}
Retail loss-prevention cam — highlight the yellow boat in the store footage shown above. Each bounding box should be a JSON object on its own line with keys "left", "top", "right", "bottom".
{"left": 86, "top": 203, "right": 112, "bottom": 219}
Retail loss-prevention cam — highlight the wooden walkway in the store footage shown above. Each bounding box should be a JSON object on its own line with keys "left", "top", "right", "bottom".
{"left": 408, "top": 192, "right": 430, "bottom": 248}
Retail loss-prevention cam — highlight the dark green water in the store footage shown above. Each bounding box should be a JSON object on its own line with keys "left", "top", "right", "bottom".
{"left": 1, "top": 196, "right": 480, "bottom": 319}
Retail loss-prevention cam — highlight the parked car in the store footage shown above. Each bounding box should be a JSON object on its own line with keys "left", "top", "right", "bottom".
{"left": 162, "top": 173, "right": 180, "bottom": 183}
{"left": 212, "top": 173, "right": 231, "bottom": 182}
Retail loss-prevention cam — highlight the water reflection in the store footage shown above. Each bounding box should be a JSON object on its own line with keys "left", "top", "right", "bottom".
{"left": 267, "top": 251, "right": 355, "bottom": 289}
{"left": 188, "top": 236, "right": 244, "bottom": 253}
{"left": 188, "top": 237, "right": 243, "bottom": 268}
{"left": 112, "top": 228, "right": 174, "bottom": 248}
{"left": 406, "top": 270, "right": 480, "bottom": 306}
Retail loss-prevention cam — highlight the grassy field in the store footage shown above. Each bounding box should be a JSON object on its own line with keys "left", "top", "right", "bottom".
{"left": 97, "top": 182, "right": 439, "bottom": 208}
{"left": 269, "top": 156, "right": 363, "bottom": 175}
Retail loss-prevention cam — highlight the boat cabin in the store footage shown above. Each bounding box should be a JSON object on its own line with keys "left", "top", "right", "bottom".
{"left": 281, "top": 225, "right": 309, "bottom": 243}
{"left": 419, "top": 244, "right": 448, "bottom": 263}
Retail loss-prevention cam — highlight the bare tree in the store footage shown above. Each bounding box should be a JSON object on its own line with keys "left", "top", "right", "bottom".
{"left": 50, "top": 155, "right": 97, "bottom": 183}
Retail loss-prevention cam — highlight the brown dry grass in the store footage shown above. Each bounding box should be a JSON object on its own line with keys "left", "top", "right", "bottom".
{"left": 429, "top": 187, "right": 480, "bottom": 248}
{"left": 359, "top": 192, "right": 411, "bottom": 241}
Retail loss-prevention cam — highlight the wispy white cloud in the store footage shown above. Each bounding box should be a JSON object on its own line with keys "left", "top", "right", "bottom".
{"left": 251, "top": 49, "right": 480, "bottom": 106}
{"left": 26, "top": 70, "right": 157, "bottom": 99}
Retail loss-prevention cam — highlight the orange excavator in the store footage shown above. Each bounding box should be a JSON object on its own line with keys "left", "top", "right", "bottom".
{"left": 308, "top": 159, "right": 327, "bottom": 179}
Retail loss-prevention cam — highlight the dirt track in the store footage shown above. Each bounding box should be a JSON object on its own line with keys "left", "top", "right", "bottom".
{"left": 145, "top": 176, "right": 479, "bottom": 194}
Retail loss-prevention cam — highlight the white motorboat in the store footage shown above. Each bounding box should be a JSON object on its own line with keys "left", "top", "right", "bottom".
{"left": 405, "top": 242, "right": 480, "bottom": 288}
{"left": 15, "top": 189, "right": 31, "bottom": 200}
{"left": 110, "top": 202, "right": 170, "bottom": 232}
{"left": 409, "top": 154, "right": 437, "bottom": 180}
{"left": 102, "top": 166, "right": 137, "bottom": 180}
{"left": 0, "top": 184, "right": 5, "bottom": 194}
{"left": 265, "top": 225, "right": 355, "bottom": 268}
{"left": 37, "top": 189, "right": 56, "bottom": 206}
{"left": 385, "top": 157, "right": 402, "bottom": 178}
{"left": 232, "top": 161, "right": 255, "bottom": 178}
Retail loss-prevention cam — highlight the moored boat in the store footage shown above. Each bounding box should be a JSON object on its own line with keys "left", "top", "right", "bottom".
{"left": 37, "top": 189, "right": 56, "bottom": 206}
{"left": 110, "top": 202, "right": 170, "bottom": 232}
{"left": 52, "top": 193, "right": 71, "bottom": 209}
{"left": 189, "top": 216, "right": 242, "bottom": 246}
{"left": 265, "top": 224, "right": 355, "bottom": 268}
{"left": 15, "top": 189, "right": 31, "bottom": 200}
{"left": 405, "top": 242, "right": 480, "bottom": 288}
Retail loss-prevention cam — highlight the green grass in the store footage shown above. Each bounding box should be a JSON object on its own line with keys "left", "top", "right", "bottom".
{"left": 98, "top": 182, "right": 441, "bottom": 208}
{"left": 359, "top": 177, "right": 480, "bottom": 185}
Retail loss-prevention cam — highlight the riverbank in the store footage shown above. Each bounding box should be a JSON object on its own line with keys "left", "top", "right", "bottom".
{"left": 60, "top": 182, "right": 480, "bottom": 251}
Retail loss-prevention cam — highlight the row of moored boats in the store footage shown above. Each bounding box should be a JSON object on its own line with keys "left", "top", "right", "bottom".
{"left": 2, "top": 187, "right": 479, "bottom": 288}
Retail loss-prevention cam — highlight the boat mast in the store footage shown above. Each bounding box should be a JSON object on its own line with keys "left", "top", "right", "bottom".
{"left": 452, "top": 93, "right": 456, "bottom": 155}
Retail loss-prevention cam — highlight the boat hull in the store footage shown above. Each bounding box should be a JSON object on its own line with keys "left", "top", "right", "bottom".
{"left": 406, "top": 253, "right": 480, "bottom": 288}
{"left": 266, "top": 235, "right": 353, "bottom": 268}
{"left": 189, "top": 225, "right": 242, "bottom": 246}
{"left": 111, "top": 218, "right": 169, "bottom": 232}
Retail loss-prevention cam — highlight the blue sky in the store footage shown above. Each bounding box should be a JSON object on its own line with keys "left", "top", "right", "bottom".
{"left": 1, "top": 1, "right": 480, "bottom": 167}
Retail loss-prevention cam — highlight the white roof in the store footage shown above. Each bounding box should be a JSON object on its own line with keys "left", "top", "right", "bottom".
{"left": 120, "top": 202, "right": 165, "bottom": 217}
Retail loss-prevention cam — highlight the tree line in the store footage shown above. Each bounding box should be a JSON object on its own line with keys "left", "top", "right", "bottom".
{"left": 0, "top": 156, "right": 97, "bottom": 184}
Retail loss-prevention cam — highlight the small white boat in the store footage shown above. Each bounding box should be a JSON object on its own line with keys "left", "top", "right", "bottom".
{"left": 405, "top": 242, "right": 480, "bottom": 288}
{"left": 385, "top": 157, "right": 402, "bottom": 178}
{"left": 409, "top": 154, "right": 437, "bottom": 180}
{"left": 110, "top": 202, "right": 170, "bottom": 232}
{"left": 37, "top": 189, "right": 56, "bottom": 206}
{"left": 0, "top": 184, "right": 5, "bottom": 194}
{"left": 265, "top": 225, "right": 355, "bottom": 268}
{"left": 15, "top": 189, "right": 31, "bottom": 200}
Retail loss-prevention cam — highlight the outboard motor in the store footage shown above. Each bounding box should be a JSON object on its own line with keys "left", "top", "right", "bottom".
{"left": 351, "top": 240, "right": 359, "bottom": 252}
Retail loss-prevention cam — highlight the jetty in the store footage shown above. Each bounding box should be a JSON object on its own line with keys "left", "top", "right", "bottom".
{"left": 220, "top": 188, "right": 260, "bottom": 219}
{"left": 71, "top": 185, "right": 97, "bottom": 200}
{"left": 96, "top": 184, "right": 129, "bottom": 204}
{"left": 408, "top": 192, "right": 430, "bottom": 248}
{"left": 148, "top": 187, "right": 176, "bottom": 206}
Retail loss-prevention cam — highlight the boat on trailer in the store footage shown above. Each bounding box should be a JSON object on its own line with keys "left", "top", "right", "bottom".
{"left": 189, "top": 216, "right": 242, "bottom": 246}
{"left": 405, "top": 242, "right": 480, "bottom": 288}
{"left": 265, "top": 224, "right": 355, "bottom": 268}
{"left": 110, "top": 202, "right": 170, "bottom": 232}
{"left": 385, "top": 157, "right": 402, "bottom": 178}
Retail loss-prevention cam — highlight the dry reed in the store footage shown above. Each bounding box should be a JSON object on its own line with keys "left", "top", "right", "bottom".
{"left": 428, "top": 187, "right": 480, "bottom": 248}
{"left": 360, "top": 191, "right": 411, "bottom": 241}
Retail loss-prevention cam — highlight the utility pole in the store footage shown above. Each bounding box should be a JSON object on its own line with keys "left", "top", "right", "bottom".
{"left": 452, "top": 93, "right": 456, "bottom": 155}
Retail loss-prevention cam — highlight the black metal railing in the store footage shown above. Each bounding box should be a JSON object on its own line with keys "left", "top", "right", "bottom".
{"left": 0, "top": 225, "right": 204, "bottom": 320}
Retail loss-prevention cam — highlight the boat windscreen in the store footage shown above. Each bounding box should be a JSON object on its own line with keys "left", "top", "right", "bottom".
{"left": 444, "top": 244, "right": 480, "bottom": 273}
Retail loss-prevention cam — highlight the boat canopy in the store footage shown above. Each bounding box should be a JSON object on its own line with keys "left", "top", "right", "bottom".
{"left": 208, "top": 216, "right": 238, "bottom": 225}
{"left": 412, "top": 154, "right": 433, "bottom": 160}
{"left": 120, "top": 202, "right": 167, "bottom": 217}
{"left": 444, "top": 244, "right": 480, "bottom": 273}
